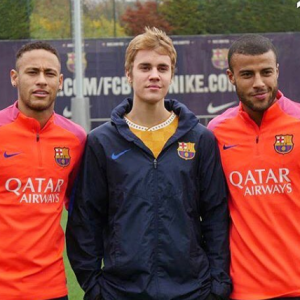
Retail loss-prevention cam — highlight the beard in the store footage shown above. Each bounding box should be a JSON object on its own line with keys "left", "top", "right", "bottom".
{"left": 237, "top": 84, "right": 278, "bottom": 113}
{"left": 29, "top": 101, "right": 54, "bottom": 112}
{"left": 19, "top": 91, "right": 56, "bottom": 113}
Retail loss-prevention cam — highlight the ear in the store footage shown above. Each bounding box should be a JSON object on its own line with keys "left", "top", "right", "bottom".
{"left": 227, "top": 68, "right": 235, "bottom": 85}
{"left": 276, "top": 63, "right": 279, "bottom": 79}
{"left": 126, "top": 70, "right": 132, "bottom": 85}
{"left": 10, "top": 69, "right": 18, "bottom": 87}
{"left": 58, "top": 74, "right": 63, "bottom": 91}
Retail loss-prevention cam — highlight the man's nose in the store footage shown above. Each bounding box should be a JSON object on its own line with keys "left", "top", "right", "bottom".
{"left": 36, "top": 72, "right": 47, "bottom": 85}
{"left": 253, "top": 74, "right": 265, "bottom": 88}
{"left": 149, "top": 68, "right": 160, "bottom": 79}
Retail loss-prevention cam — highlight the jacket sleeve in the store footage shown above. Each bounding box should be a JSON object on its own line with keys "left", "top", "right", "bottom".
{"left": 66, "top": 133, "right": 108, "bottom": 300}
{"left": 198, "top": 130, "right": 232, "bottom": 298}
{"left": 64, "top": 136, "right": 86, "bottom": 210}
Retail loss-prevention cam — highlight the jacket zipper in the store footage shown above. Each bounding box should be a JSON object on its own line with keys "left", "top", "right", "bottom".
{"left": 152, "top": 157, "right": 160, "bottom": 298}
{"left": 255, "top": 131, "right": 261, "bottom": 157}
{"left": 36, "top": 131, "right": 42, "bottom": 167}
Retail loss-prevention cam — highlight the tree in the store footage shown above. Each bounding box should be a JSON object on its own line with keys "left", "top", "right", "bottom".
{"left": 160, "top": 0, "right": 300, "bottom": 35}
{"left": 232, "top": 0, "right": 300, "bottom": 34}
{"left": 160, "top": 0, "right": 203, "bottom": 35}
{"left": 82, "top": 0, "right": 126, "bottom": 37}
{"left": 30, "top": 0, "right": 127, "bottom": 39}
{"left": 83, "top": 14, "right": 126, "bottom": 37}
{"left": 0, "top": 0, "right": 32, "bottom": 39}
{"left": 197, "top": 0, "right": 300, "bottom": 35}
{"left": 196, "top": 0, "right": 241, "bottom": 34}
{"left": 121, "top": 1, "right": 172, "bottom": 36}
{"left": 30, "top": 0, "right": 71, "bottom": 39}
{"left": 2, "top": 0, "right": 300, "bottom": 40}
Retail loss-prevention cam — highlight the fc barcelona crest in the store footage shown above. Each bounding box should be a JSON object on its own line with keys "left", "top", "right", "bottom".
{"left": 66, "top": 52, "right": 87, "bottom": 73}
{"left": 177, "top": 142, "right": 196, "bottom": 160}
{"left": 54, "top": 147, "right": 71, "bottom": 167}
{"left": 211, "top": 48, "right": 229, "bottom": 70}
{"left": 274, "top": 135, "right": 294, "bottom": 154}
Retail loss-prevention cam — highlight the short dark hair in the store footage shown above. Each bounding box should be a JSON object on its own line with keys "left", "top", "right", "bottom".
{"left": 228, "top": 34, "right": 278, "bottom": 71}
{"left": 16, "top": 41, "right": 60, "bottom": 69}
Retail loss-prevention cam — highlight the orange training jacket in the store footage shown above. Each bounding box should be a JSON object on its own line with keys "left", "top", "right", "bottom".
{"left": 208, "top": 91, "right": 300, "bottom": 299}
{"left": 0, "top": 102, "right": 86, "bottom": 300}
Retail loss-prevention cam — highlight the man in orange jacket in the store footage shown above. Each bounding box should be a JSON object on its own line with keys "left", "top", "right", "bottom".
{"left": 208, "top": 34, "right": 300, "bottom": 300}
{"left": 0, "top": 41, "right": 86, "bottom": 300}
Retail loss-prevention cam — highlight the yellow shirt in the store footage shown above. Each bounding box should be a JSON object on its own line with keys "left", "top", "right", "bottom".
{"left": 125, "top": 112, "right": 178, "bottom": 158}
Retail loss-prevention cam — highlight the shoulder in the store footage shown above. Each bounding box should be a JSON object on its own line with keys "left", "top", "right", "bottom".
{"left": 189, "top": 123, "right": 218, "bottom": 152}
{"left": 0, "top": 103, "right": 19, "bottom": 127}
{"left": 207, "top": 105, "right": 240, "bottom": 131}
{"left": 194, "top": 122, "right": 215, "bottom": 139}
{"left": 53, "top": 113, "right": 87, "bottom": 144}
{"left": 87, "top": 122, "right": 119, "bottom": 145}
{"left": 89, "top": 122, "right": 114, "bottom": 137}
{"left": 277, "top": 93, "right": 300, "bottom": 119}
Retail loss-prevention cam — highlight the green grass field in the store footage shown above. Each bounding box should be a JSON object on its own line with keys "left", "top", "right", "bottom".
{"left": 61, "top": 209, "right": 84, "bottom": 300}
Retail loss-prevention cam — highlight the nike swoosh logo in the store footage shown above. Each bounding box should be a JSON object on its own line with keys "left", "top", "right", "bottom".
{"left": 4, "top": 151, "right": 21, "bottom": 158}
{"left": 207, "top": 101, "right": 237, "bottom": 114}
{"left": 63, "top": 106, "right": 72, "bottom": 118}
{"left": 223, "top": 144, "right": 238, "bottom": 150}
{"left": 111, "top": 149, "right": 131, "bottom": 160}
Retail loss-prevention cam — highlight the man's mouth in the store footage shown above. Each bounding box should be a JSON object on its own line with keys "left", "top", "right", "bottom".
{"left": 32, "top": 90, "right": 49, "bottom": 96}
{"left": 147, "top": 85, "right": 161, "bottom": 89}
{"left": 252, "top": 91, "right": 268, "bottom": 100}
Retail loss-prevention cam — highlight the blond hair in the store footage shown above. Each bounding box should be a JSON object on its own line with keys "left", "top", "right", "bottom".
{"left": 125, "top": 27, "right": 177, "bottom": 77}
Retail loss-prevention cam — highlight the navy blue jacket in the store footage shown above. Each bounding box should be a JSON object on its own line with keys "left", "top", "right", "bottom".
{"left": 66, "top": 99, "right": 231, "bottom": 300}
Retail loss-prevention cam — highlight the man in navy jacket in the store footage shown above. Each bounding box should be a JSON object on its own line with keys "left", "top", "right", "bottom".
{"left": 66, "top": 27, "right": 231, "bottom": 300}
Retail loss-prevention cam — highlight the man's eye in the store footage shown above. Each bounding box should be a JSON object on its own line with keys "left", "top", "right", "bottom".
{"left": 241, "top": 72, "right": 251, "bottom": 78}
{"left": 141, "top": 66, "right": 150, "bottom": 70}
{"left": 263, "top": 70, "right": 273, "bottom": 75}
{"left": 159, "top": 66, "right": 168, "bottom": 72}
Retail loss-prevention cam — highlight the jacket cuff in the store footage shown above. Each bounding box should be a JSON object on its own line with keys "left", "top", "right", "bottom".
{"left": 211, "top": 279, "right": 232, "bottom": 299}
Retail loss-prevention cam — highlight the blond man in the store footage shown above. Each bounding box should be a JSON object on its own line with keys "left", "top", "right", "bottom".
{"left": 67, "top": 27, "right": 231, "bottom": 300}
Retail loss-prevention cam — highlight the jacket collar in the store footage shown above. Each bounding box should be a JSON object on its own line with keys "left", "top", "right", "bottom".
{"left": 111, "top": 98, "right": 199, "bottom": 142}
{"left": 238, "top": 90, "right": 285, "bottom": 127}
{"left": 13, "top": 101, "right": 55, "bottom": 132}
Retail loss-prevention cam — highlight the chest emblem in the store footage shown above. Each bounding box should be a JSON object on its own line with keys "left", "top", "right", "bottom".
{"left": 274, "top": 135, "right": 294, "bottom": 154}
{"left": 177, "top": 142, "right": 196, "bottom": 160}
{"left": 54, "top": 147, "right": 71, "bottom": 167}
